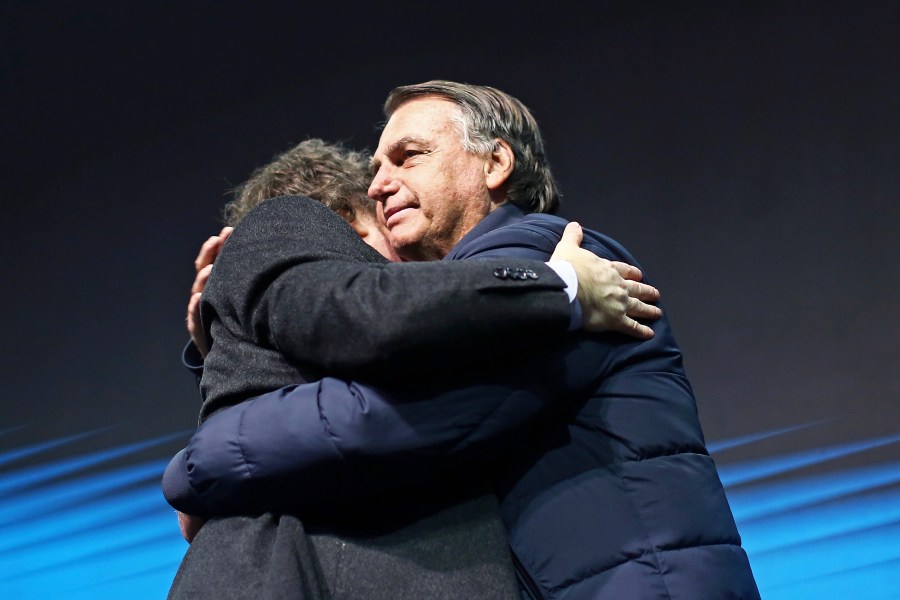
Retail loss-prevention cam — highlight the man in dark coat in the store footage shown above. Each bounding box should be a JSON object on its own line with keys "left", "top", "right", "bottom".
{"left": 365, "top": 81, "right": 759, "bottom": 599}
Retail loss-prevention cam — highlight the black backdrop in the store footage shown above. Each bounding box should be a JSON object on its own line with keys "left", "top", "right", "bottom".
{"left": 2, "top": 2, "right": 898, "bottom": 598}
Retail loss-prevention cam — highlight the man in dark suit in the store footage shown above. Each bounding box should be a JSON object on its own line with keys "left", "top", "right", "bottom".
{"left": 166, "top": 138, "right": 662, "bottom": 599}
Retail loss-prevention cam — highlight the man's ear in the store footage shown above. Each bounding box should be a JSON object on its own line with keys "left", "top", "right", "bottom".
{"left": 485, "top": 139, "right": 514, "bottom": 192}
{"left": 349, "top": 217, "right": 369, "bottom": 238}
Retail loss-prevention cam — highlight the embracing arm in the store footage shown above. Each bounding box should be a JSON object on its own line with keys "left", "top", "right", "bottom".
{"left": 169, "top": 215, "right": 663, "bottom": 519}
{"left": 163, "top": 373, "right": 562, "bottom": 517}
{"left": 202, "top": 196, "right": 572, "bottom": 380}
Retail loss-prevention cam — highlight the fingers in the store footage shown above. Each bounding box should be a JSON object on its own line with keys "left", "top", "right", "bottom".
{"left": 187, "top": 291, "right": 209, "bottom": 357}
{"left": 579, "top": 277, "right": 660, "bottom": 337}
{"left": 550, "top": 222, "right": 585, "bottom": 263}
{"left": 187, "top": 292, "right": 202, "bottom": 331}
{"left": 193, "top": 226, "right": 233, "bottom": 273}
{"left": 560, "top": 221, "right": 584, "bottom": 247}
{"left": 177, "top": 511, "right": 207, "bottom": 544}
{"left": 615, "top": 318, "right": 655, "bottom": 340}
{"left": 188, "top": 228, "right": 231, "bottom": 356}
{"left": 191, "top": 263, "right": 214, "bottom": 295}
{"left": 582, "top": 311, "right": 655, "bottom": 339}
{"left": 624, "top": 279, "right": 660, "bottom": 303}
{"left": 610, "top": 261, "right": 643, "bottom": 282}
{"left": 625, "top": 297, "right": 663, "bottom": 320}
{"left": 557, "top": 222, "right": 661, "bottom": 340}
{"left": 194, "top": 237, "right": 219, "bottom": 272}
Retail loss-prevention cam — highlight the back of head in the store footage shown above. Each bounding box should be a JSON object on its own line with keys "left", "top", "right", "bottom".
{"left": 384, "top": 81, "right": 560, "bottom": 214}
{"left": 225, "top": 138, "right": 374, "bottom": 226}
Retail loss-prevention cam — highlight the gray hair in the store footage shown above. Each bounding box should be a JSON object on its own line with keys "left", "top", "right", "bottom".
{"left": 384, "top": 80, "right": 560, "bottom": 214}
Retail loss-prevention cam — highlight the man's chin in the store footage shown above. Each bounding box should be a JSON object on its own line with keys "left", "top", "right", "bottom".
{"left": 387, "top": 228, "right": 426, "bottom": 262}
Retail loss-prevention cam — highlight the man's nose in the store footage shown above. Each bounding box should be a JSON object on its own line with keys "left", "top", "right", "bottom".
{"left": 368, "top": 168, "right": 400, "bottom": 202}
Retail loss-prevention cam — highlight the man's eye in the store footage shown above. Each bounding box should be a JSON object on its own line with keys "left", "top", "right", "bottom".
{"left": 390, "top": 149, "right": 424, "bottom": 167}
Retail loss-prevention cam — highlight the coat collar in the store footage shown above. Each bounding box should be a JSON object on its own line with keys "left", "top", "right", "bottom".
{"left": 446, "top": 203, "right": 526, "bottom": 259}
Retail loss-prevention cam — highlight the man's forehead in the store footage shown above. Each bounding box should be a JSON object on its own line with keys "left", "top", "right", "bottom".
{"left": 378, "top": 97, "right": 459, "bottom": 147}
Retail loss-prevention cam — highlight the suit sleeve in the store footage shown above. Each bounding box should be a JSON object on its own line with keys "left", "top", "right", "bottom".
{"left": 165, "top": 226, "right": 622, "bottom": 517}
{"left": 168, "top": 212, "right": 614, "bottom": 517}
{"left": 201, "top": 196, "right": 571, "bottom": 381}
{"left": 181, "top": 341, "right": 204, "bottom": 386}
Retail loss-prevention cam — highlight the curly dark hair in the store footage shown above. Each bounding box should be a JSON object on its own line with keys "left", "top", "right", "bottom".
{"left": 224, "top": 138, "right": 374, "bottom": 226}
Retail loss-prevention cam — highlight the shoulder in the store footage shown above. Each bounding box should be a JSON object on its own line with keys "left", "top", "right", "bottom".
{"left": 522, "top": 214, "right": 640, "bottom": 265}
{"left": 224, "top": 195, "right": 382, "bottom": 263}
{"left": 453, "top": 213, "right": 568, "bottom": 259}
{"left": 452, "top": 209, "right": 643, "bottom": 267}
{"left": 237, "top": 195, "right": 345, "bottom": 237}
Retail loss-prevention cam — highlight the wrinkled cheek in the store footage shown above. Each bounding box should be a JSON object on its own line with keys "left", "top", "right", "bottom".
{"left": 386, "top": 216, "right": 424, "bottom": 247}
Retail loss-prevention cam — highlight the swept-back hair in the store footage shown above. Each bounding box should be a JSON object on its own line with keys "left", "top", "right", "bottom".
{"left": 384, "top": 80, "right": 560, "bottom": 213}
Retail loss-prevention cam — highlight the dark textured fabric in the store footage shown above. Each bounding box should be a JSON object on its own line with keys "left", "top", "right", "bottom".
{"left": 173, "top": 196, "right": 570, "bottom": 599}
{"left": 170, "top": 501, "right": 522, "bottom": 600}
{"left": 198, "top": 195, "right": 571, "bottom": 422}
{"left": 168, "top": 514, "right": 329, "bottom": 600}
{"left": 308, "top": 495, "right": 520, "bottom": 600}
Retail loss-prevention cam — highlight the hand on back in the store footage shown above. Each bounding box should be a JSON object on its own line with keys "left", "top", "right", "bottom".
{"left": 551, "top": 222, "right": 661, "bottom": 339}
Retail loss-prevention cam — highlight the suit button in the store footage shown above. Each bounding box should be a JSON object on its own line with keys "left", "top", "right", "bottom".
{"left": 525, "top": 269, "right": 538, "bottom": 279}
{"left": 493, "top": 267, "right": 509, "bottom": 279}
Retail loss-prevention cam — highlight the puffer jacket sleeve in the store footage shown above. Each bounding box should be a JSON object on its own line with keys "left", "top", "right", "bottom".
{"left": 163, "top": 374, "right": 561, "bottom": 517}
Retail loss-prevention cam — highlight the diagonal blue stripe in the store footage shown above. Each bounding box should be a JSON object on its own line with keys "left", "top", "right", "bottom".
{"left": 758, "top": 557, "right": 900, "bottom": 600}
{"left": 707, "top": 420, "right": 828, "bottom": 454}
{"left": 0, "top": 426, "right": 25, "bottom": 438}
{"left": 727, "top": 460, "right": 900, "bottom": 521}
{"left": 0, "top": 508, "right": 184, "bottom": 582}
{"left": 68, "top": 559, "right": 183, "bottom": 599}
{"left": 0, "top": 432, "right": 188, "bottom": 496}
{"left": 0, "top": 534, "right": 185, "bottom": 598}
{"left": 0, "top": 459, "right": 170, "bottom": 526}
{"left": 749, "top": 521, "right": 900, "bottom": 592}
{"left": 0, "top": 482, "right": 173, "bottom": 554}
{"left": 0, "top": 428, "right": 111, "bottom": 467}
{"left": 718, "top": 433, "right": 900, "bottom": 487}
{"left": 738, "top": 484, "right": 900, "bottom": 554}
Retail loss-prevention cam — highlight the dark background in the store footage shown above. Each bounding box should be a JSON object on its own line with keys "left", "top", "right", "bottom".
{"left": 1, "top": 1, "right": 898, "bottom": 597}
